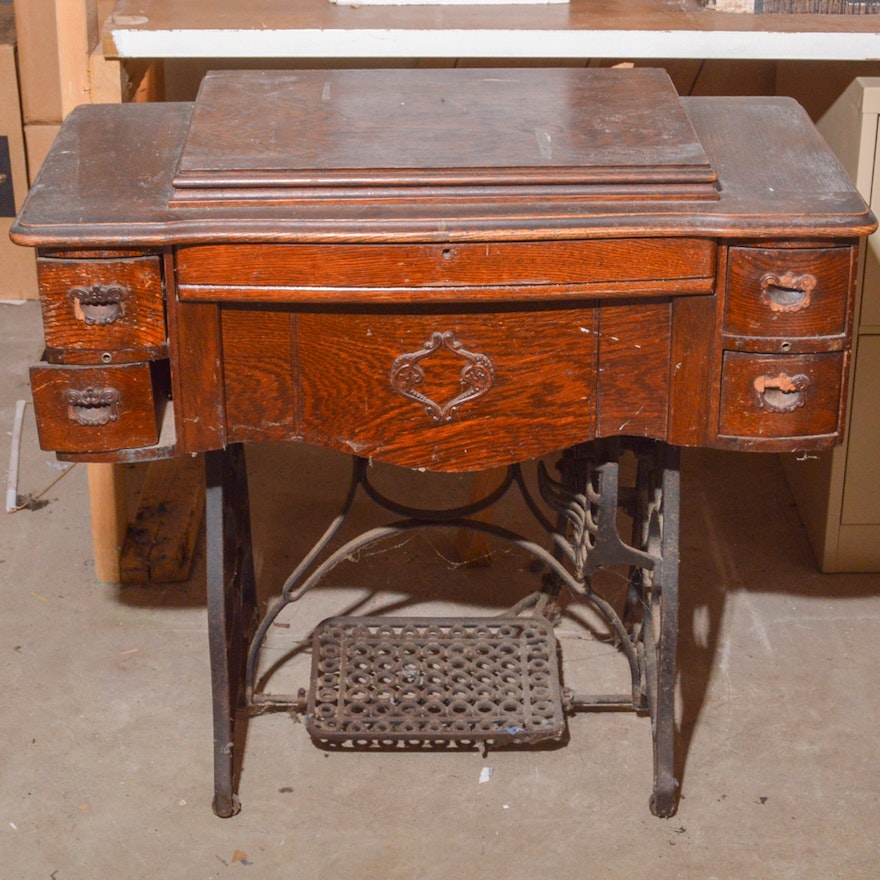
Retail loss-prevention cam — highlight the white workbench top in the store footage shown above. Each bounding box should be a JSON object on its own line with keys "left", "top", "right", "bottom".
{"left": 103, "top": 0, "right": 880, "bottom": 61}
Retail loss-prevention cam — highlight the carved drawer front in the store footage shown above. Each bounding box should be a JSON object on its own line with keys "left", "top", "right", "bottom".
{"left": 718, "top": 351, "right": 844, "bottom": 442}
{"left": 295, "top": 309, "right": 602, "bottom": 471}
{"left": 37, "top": 256, "right": 166, "bottom": 362}
{"left": 176, "top": 238, "right": 716, "bottom": 304}
{"left": 29, "top": 362, "right": 161, "bottom": 453}
{"left": 724, "top": 246, "right": 852, "bottom": 343}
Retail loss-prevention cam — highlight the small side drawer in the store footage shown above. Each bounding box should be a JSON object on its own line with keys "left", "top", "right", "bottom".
{"left": 718, "top": 351, "right": 844, "bottom": 441}
{"left": 724, "top": 246, "right": 852, "bottom": 341}
{"left": 29, "top": 362, "right": 162, "bottom": 453}
{"left": 37, "top": 256, "right": 166, "bottom": 358}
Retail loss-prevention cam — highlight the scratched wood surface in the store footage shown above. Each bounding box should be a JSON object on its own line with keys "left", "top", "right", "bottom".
{"left": 214, "top": 297, "right": 712, "bottom": 470}
{"left": 37, "top": 255, "right": 167, "bottom": 362}
{"left": 12, "top": 69, "right": 875, "bottom": 470}
{"left": 176, "top": 239, "right": 716, "bottom": 304}
{"left": 174, "top": 68, "right": 714, "bottom": 189}
{"left": 294, "top": 308, "right": 600, "bottom": 471}
{"left": 11, "top": 94, "right": 873, "bottom": 245}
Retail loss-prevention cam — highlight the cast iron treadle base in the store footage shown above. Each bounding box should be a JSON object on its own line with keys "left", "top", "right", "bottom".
{"left": 306, "top": 616, "right": 566, "bottom": 747}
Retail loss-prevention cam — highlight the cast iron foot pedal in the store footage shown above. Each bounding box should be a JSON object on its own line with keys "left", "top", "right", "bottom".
{"left": 306, "top": 616, "right": 566, "bottom": 747}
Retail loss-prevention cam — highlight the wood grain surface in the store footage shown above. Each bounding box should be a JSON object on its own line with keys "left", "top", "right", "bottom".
{"left": 10, "top": 69, "right": 874, "bottom": 466}
{"left": 37, "top": 256, "right": 167, "bottom": 362}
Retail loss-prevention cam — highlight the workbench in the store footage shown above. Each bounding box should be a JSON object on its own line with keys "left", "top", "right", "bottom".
{"left": 102, "top": 0, "right": 880, "bottom": 60}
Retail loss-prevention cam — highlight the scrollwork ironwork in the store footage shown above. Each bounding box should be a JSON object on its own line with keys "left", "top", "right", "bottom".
{"left": 239, "top": 439, "right": 681, "bottom": 815}
{"left": 538, "top": 457, "right": 655, "bottom": 580}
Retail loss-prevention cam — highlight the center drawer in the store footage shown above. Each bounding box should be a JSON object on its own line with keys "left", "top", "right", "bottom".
{"left": 176, "top": 239, "right": 715, "bottom": 304}
{"left": 219, "top": 307, "right": 604, "bottom": 471}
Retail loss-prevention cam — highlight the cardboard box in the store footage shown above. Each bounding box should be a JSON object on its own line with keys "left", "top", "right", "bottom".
{"left": 11, "top": 0, "right": 62, "bottom": 124}
{"left": 1, "top": 5, "right": 38, "bottom": 300}
{"left": 24, "top": 123, "right": 62, "bottom": 185}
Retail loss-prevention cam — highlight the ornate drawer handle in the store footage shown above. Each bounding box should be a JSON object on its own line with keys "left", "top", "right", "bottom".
{"left": 68, "top": 284, "right": 129, "bottom": 325}
{"left": 753, "top": 372, "right": 810, "bottom": 413}
{"left": 390, "top": 331, "right": 495, "bottom": 423}
{"left": 64, "top": 386, "right": 120, "bottom": 426}
{"left": 759, "top": 272, "right": 816, "bottom": 314}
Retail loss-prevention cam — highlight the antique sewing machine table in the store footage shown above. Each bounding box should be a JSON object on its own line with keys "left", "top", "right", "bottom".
{"left": 11, "top": 68, "right": 874, "bottom": 818}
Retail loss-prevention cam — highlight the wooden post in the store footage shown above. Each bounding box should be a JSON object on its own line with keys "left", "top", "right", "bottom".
{"left": 54, "top": 0, "right": 98, "bottom": 117}
{"left": 87, "top": 462, "right": 128, "bottom": 583}
{"left": 454, "top": 467, "right": 508, "bottom": 566}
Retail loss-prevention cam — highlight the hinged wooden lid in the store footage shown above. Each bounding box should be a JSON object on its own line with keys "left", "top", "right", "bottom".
{"left": 170, "top": 67, "right": 718, "bottom": 207}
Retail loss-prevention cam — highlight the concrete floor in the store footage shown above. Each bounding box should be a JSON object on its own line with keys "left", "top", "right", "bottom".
{"left": 2, "top": 299, "right": 879, "bottom": 878}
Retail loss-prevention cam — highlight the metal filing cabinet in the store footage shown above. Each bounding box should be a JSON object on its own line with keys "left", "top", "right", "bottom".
{"left": 782, "top": 77, "right": 880, "bottom": 571}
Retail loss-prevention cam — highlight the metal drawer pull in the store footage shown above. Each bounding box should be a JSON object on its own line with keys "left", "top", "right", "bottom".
{"left": 390, "top": 330, "right": 495, "bottom": 423}
{"left": 759, "top": 272, "right": 816, "bottom": 313}
{"left": 753, "top": 372, "right": 810, "bottom": 413}
{"left": 68, "top": 284, "right": 129, "bottom": 325}
{"left": 63, "top": 386, "right": 120, "bottom": 426}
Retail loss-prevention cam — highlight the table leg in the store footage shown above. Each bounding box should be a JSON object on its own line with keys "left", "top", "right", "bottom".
{"left": 205, "top": 445, "right": 257, "bottom": 818}
{"left": 635, "top": 444, "right": 681, "bottom": 818}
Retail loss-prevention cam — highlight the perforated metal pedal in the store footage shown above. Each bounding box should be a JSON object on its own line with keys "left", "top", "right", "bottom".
{"left": 306, "top": 616, "right": 566, "bottom": 747}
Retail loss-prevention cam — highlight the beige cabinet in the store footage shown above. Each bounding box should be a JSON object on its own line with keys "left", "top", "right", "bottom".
{"left": 782, "top": 77, "right": 880, "bottom": 571}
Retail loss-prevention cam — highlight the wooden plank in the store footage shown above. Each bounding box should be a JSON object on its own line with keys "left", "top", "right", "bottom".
{"left": 120, "top": 455, "right": 205, "bottom": 583}
{"left": 55, "top": 0, "right": 99, "bottom": 116}
{"left": 24, "top": 124, "right": 62, "bottom": 186}
{"left": 453, "top": 467, "right": 508, "bottom": 566}
{"left": 0, "top": 12, "right": 39, "bottom": 300}
{"left": 51, "top": 1, "right": 129, "bottom": 113}
{"left": 88, "top": 49, "right": 125, "bottom": 104}
{"left": 87, "top": 462, "right": 127, "bottom": 582}
{"left": 597, "top": 301, "right": 671, "bottom": 439}
{"left": 129, "top": 60, "right": 165, "bottom": 102}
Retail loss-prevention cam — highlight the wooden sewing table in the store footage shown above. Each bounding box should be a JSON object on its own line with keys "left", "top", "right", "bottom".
{"left": 11, "top": 68, "right": 874, "bottom": 818}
